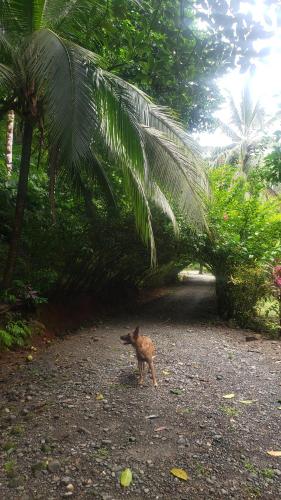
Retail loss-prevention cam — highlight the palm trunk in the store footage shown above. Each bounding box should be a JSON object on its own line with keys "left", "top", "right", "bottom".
{"left": 6, "top": 110, "right": 15, "bottom": 175}
{"left": 3, "top": 121, "right": 33, "bottom": 289}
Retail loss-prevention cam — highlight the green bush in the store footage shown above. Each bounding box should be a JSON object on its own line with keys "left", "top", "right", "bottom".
{"left": 196, "top": 166, "right": 281, "bottom": 326}
{"left": 0, "top": 317, "right": 32, "bottom": 350}
{"left": 229, "top": 265, "right": 268, "bottom": 327}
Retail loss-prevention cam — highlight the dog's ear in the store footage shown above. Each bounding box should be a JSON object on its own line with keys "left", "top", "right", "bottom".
{"left": 133, "top": 326, "right": 139, "bottom": 338}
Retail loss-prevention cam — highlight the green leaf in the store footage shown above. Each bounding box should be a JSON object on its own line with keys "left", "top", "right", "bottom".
{"left": 120, "top": 468, "right": 133, "bottom": 487}
{"left": 170, "top": 388, "right": 183, "bottom": 395}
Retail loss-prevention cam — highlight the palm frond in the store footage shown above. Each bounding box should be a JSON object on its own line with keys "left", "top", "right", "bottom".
{"left": 100, "top": 72, "right": 208, "bottom": 218}
{"left": 104, "top": 73, "right": 203, "bottom": 156}
{"left": 121, "top": 163, "right": 156, "bottom": 266}
{"left": 240, "top": 82, "right": 253, "bottom": 131}
{"left": 82, "top": 150, "right": 117, "bottom": 208}
{"left": 27, "top": 29, "right": 100, "bottom": 166}
{"left": 0, "top": 0, "right": 36, "bottom": 36}
{"left": 141, "top": 126, "right": 207, "bottom": 228}
{"left": 227, "top": 92, "right": 242, "bottom": 130}
{"left": 147, "top": 181, "right": 179, "bottom": 236}
{"left": 88, "top": 76, "right": 156, "bottom": 256}
{"left": 93, "top": 72, "right": 146, "bottom": 180}
{"left": 247, "top": 99, "right": 264, "bottom": 132}
{"left": 216, "top": 119, "right": 241, "bottom": 142}
{"left": 41, "top": 0, "right": 82, "bottom": 29}
{"left": 0, "top": 63, "right": 15, "bottom": 91}
{"left": 0, "top": 30, "right": 14, "bottom": 61}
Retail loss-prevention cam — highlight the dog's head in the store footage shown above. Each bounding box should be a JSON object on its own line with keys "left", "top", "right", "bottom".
{"left": 120, "top": 326, "right": 139, "bottom": 345}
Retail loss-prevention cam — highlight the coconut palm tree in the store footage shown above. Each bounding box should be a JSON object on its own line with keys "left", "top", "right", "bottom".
{"left": 0, "top": 0, "right": 207, "bottom": 289}
{"left": 214, "top": 82, "right": 279, "bottom": 173}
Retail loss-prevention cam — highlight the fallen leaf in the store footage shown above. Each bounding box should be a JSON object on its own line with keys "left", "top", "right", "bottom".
{"left": 223, "top": 393, "right": 235, "bottom": 399}
{"left": 176, "top": 407, "right": 191, "bottom": 414}
{"left": 170, "top": 388, "right": 183, "bottom": 395}
{"left": 267, "top": 450, "right": 281, "bottom": 457}
{"left": 162, "top": 370, "right": 170, "bottom": 375}
{"left": 239, "top": 400, "right": 257, "bottom": 405}
{"left": 95, "top": 393, "right": 104, "bottom": 401}
{"left": 155, "top": 426, "right": 167, "bottom": 432}
{"left": 170, "top": 467, "right": 189, "bottom": 481}
{"left": 120, "top": 468, "right": 133, "bottom": 487}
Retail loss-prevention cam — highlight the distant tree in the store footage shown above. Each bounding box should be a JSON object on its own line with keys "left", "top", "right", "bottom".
{"left": 214, "top": 83, "right": 280, "bottom": 173}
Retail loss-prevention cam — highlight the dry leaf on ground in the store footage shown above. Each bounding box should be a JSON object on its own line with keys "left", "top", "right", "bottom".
{"left": 267, "top": 451, "right": 281, "bottom": 457}
{"left": 170, "top": 468, "right": 189, "bottom": 481}
{"left": 239, "top": 400, "right": 257, "bottom": 404}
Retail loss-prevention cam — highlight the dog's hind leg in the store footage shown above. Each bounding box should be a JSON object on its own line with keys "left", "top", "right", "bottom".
{"left": 138, "top": 360, "right": 145, "bottom": 385}
{"left": 148, "top": 359, "right": 157, "bottom": 387}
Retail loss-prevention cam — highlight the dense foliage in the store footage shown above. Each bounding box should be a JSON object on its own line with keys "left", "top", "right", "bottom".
{"left": 0, "top": 155, "right": 194, "bottom": 296}
{"left": 196, "top": 166, "right": 281, "bottom": 331}
{"left": 262, "top": 142, "right": 281, "bottom": 186}
{"left": 60, "top": 0, "right": 273, "bottom": 130}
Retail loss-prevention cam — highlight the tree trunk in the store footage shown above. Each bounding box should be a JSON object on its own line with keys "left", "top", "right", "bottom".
{"left": 3, "top": 121, "right": 34, "bottom": 289}
{"left": 215, "top": 273, "right": 233, "bottom": 319}
{"left": 6, "top": 110, "right": 15, "bottom": 175}
{"left": 48, "top": 148, "right": 59, "bottom": 224}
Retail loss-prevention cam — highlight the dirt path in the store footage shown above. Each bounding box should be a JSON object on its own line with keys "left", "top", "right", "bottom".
{"left": 1, "top": 273, "right": 281, "bottom": 499}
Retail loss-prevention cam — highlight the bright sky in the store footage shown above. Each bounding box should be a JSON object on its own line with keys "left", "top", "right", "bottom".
{"left": 196, "top": 0, "right": 281, "bottom": 148}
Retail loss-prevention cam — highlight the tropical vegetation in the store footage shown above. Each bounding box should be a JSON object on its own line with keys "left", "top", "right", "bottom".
{"left": 0, "top": 0, "right": 280, "bottom": 348}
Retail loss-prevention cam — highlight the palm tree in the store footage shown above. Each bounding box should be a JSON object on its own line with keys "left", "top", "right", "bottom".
{"left": 0, "top": 0, "right": 208, "bottom": 289}
{"left": 214, "top": 82, "right": 279, "bottom": 173}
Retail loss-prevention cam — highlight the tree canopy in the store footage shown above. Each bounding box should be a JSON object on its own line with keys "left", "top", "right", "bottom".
{"left": 0, "top": 0, "right": 210, "bottom": 287}
{"left": 55, "top": 0, "right": 274, "bottom": 130}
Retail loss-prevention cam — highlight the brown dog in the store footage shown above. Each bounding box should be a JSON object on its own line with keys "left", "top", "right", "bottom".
{"left": 120, "top": 327, "right": 157, "bottom": 387}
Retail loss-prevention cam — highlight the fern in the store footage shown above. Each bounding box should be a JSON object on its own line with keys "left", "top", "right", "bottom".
{"left": 0, "top": 329, "right": 13, "bottom": 348}
{"left": 0, "top": 320, "right": 32, "bottom": 350}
